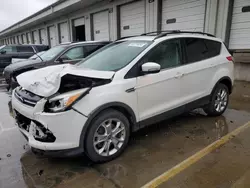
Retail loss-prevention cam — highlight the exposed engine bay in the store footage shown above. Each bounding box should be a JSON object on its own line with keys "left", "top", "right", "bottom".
{"left": 58, "top": 74, "right": 111, "bottom": 94}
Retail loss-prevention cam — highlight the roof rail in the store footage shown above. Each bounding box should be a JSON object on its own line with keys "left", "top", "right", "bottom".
{"left": 115, "top": 35, "right": 139, "bottom": 41}
{"left": 141, "top": 30, "right": 180, "bottom": 36}
{"left": 154, "top": 30, "right": 215, "bottom": 40}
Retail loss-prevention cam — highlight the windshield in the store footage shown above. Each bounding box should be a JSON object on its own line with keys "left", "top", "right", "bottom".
{"left": 78, "top": 41, "right": 152, "bottom": 71}
{"left": 39, "top": 46, "right": 66, "bottom": 61}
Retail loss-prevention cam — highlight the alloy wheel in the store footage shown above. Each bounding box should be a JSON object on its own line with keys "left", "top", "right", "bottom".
{"left": 214, "top": 88, "right": 228, "bottom": 112}
{"left": 93, "top": 118, "right": 126, "bottom": 157}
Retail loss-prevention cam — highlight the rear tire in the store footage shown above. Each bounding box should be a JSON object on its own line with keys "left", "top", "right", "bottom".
{"left": 204, "top": 83, "right": 229, "bottom": 116}
{"left": 85, "top": 109, "right": 130, "bottom": 163}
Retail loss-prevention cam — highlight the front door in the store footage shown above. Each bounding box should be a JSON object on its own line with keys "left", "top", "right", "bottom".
{"left": 136, "top": 39, "right": 184, "bottom": 123}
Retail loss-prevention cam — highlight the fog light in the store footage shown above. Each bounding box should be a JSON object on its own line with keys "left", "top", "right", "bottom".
{"left": 30, "top": 121, "right": 56, "bottom": 143}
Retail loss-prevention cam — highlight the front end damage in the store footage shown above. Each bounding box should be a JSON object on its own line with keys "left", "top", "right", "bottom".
{"left": 15, "top": 110, "right": 56, "bottom": 143}
{"left": 11, "top": 65, "right": 114, "bottom": 154}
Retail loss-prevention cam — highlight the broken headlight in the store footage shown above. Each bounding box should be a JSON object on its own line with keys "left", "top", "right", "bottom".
{"left": 45, "top": 89, "right": 87, "bottom": 112}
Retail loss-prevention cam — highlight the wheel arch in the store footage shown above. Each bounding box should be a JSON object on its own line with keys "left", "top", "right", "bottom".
{"left": 211, "top": 76, "right": 233, "bottom": 95}
{"left": 79, "top": 102, "right": 137, "bottom": 150}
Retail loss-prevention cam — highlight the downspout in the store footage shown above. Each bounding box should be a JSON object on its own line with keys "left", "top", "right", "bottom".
{"left": 224, "top": 0, "right": 234, "bottom": 48}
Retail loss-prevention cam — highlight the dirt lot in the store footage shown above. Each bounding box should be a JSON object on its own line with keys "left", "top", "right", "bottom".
{"left": 0, "top": 81, "right": 250, "bottom": 188}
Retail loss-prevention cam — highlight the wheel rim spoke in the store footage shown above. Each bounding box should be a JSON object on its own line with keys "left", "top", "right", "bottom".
{"left": 98, "top": 140, "right": 110, "bottom": 156}
{"left": 112, "top": 122, "right": 125, "bottom": 136}
{"left": 112, "top": 138, "right": 120, "bottom": 150}
{"left": 221, "top": 90, "right": 226, "bottom": 99}
{"left": 215, "top": 88, "right": 228, "bottom": 112}
{"left": 94, "top": 134, "right": 107, "bottom": 145}
{"left": 93, "top": 118, "right": 126, "bottom": 157}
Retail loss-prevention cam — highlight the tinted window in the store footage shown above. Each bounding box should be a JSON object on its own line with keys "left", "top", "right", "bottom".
{"left": 0, "top": 46, "right": 17, "bottom": 53}
{"left": 17, "top": 46, "right": 34, "bottom": 53}
{"left": 142, "top": 39, "right": 181, "bottom": 70}
{"left": 60, "top": 47, "right": 84, "bottom": 60}
{"left": 84, "top": 45, "right": 104, "bottom": 57}
{"left": 204, "top": 39, "right": 221, "bottom": 58}
{"left": 36, "top": 46, "right": 49, "bottom": 52}
{"left": 185, "top": 38, "right": 221, "bottom": 63}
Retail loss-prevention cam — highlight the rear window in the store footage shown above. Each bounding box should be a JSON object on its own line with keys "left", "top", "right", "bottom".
{"left": 17, "top": 46, "right": 34, "bottom": 53}
{"left": 36, "top": 45, "right": 50, "bottom": 52}
{"left": 184, "top": 38, "right": 221, "bottom": 64}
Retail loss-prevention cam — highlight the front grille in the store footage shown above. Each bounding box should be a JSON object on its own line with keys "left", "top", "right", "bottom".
{"left": 15, "top": 88, "right": 42, "bottom": 107}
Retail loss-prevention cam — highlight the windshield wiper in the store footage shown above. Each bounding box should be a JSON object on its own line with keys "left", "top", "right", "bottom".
{"left": 35, "top": 53, "right": 43, "bottom": 62}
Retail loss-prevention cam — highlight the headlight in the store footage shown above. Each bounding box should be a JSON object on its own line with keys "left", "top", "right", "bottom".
{"left": 45, "top": 89, "right": 89, "bottom": 112}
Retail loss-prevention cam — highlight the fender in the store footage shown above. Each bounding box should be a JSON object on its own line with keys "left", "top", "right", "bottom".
{"left": 210, "top": 76, "right": 233, "bottom": 97}
{"left": 79, "top": 102, "right": 137, "bottom": 150}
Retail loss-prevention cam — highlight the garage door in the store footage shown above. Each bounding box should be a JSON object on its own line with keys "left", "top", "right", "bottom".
{"left": 119, "top": 1, "right": 145, "bottom": 37}
{"left": 59, "top": 22, "right": 70, "bottom": 43}
{"left": 229, "top": 0, "right": 250, "bottom": 50}
{"left": 48, "top": 26, "right": 56, "bottom": 47}
{"left": 17, "top": 35, "right": 21, "bottom": 44}
{"left": 39, "top": 29, "right": 47, "bottom": 45}
{"left": 74, "top": 17, "right": 85, "bottom": 27}
{"left": 22, "top": 34, "right": 26, "bottom": 44}
{"left": 27, "top": 32, "right": 32, "bottom": 44}
{"left": 32, "top": 30, "right": 40, "bottom": 44}
{"left": 12, "top": 37, "right": 16, "bottom": 44}
{"left": 92, "top": 10, "right": 110, "bottom": 41}
{"left": 162, "top": 0, "right": 206, "bottom": 31}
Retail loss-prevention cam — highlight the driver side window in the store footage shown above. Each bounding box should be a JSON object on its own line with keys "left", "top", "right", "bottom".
{"left": 60, "top": 47, "right": 84, "bottom": 61}
{"left": 142, "top": 39, "right": 181, "bottom": 70}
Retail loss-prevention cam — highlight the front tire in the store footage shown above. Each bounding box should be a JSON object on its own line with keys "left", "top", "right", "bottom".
{"left": 85, "top": 109, "right": 130, "bottom": 163}
{"left": 204, "top": 83, "right": 229, "bottom": 116}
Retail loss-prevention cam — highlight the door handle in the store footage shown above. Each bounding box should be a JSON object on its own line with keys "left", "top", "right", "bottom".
{"left": 174, "top": 73, "right": 184, "bottom": 79}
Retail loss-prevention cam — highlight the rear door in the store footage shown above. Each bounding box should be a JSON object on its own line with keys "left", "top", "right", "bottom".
{"left": 17, "top": 46, "right": 35, "bottom": 59}
{"left": 180, "top": 37, "right": 222, "bottom": 105}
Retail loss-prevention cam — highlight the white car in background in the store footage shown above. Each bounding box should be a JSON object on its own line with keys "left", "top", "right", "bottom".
{"left": 12, "top": 31, "right": 234, "bottom": 162}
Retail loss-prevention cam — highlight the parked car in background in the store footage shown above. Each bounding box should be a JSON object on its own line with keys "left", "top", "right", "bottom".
{"left": 0, "top": 44, "right": 49, "bottom": 72}
{"left": 11, "top": 51, "right": 46, "bottom": 64}
{"left": 11, "top": 31, "right": 234, "bottom": 162}
{"left": 3, "top": 41, "right": 110, "bottom": 90}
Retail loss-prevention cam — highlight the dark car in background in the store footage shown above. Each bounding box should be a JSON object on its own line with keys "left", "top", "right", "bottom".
{"left": 3, "top": 41, "right": 110, "bottom": 90}
{"left": 0, "top": 44, "right": 49, "bottom": 72}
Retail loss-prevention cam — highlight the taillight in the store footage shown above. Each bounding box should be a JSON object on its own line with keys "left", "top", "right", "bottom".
{"left": 226, "top": 56, "right": 234, "bottom": 62}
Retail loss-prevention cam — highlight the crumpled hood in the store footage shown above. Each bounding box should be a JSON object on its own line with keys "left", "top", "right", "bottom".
{"left": 16, "top": 64, "right": 115, "bottom": 97}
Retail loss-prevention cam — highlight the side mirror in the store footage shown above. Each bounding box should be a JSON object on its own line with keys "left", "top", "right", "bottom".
{"left": 141, "top": 62, "right": 161, "bottom": 74}
{"left": 58, "top": 58, "right": 64, "bottom": 64}
{"left": 0, "top": 50, "right": 6, "bottom": 54}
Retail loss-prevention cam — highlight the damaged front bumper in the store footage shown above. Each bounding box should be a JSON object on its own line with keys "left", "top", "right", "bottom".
{"left": 12, "top": 88, "right": 88, "bottom": 155}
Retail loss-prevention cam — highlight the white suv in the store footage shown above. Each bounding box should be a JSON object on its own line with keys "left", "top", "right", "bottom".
{"left": 12, "top": 31, "right": 234, "bottom": 162}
